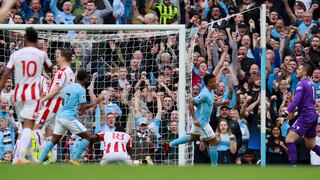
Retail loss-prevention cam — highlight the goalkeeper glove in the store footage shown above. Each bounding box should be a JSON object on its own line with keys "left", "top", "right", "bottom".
{"left": 280, "top": 111, "right": 289, "bottom": 118}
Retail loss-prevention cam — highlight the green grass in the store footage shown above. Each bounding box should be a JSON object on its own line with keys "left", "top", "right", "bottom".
{"left": 0, "top": 164, "right": 318, "bottom": 180}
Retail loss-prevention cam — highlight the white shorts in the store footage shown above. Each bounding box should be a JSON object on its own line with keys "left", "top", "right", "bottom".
{"left": 35, "top": 107, "right": 56, "bottom": 129}
{"left": 14, "top": 100, "right": 40, "bottom": 122}
{"left": 191, "top": 124, "right": 215, "bottom": 140}
{"left": 53, "top": 118, "right": 87, "bottom": 135}
{"left": 100, "top": 153, "right": 132, "bottom": 165}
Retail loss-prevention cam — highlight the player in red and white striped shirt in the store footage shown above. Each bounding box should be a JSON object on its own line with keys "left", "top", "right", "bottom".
{"left": 92, "top": 101, "right": 132, "bottom": 165}
{"left": 96, "top": 130, "right": 132, "bottom": 165}
{"left": 33, "top": 49, "right": 75, "bottom": 156}
{"left": 0, "top": 27, "right": 52, "bottom": 164}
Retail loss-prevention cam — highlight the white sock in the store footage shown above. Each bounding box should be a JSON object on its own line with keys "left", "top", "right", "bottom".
{"left": 18, "top": 128, "right": 32, "bottom": 159}
{"left": 12, "top": 140, "right": 20, "bottom": 164}
{"left": 51, "top": 145, "right": 57, "bottom": 162}
{"left": 26, "top": 140, "right": 35, "bottom": 162}
{"left": 33, "top": 129, "right": 46, "bottom": 154}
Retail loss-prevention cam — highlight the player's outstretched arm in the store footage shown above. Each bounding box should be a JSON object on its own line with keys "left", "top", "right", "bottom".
{"left": 98, "top": 101, "right": 106, "bottom": 125}
{"left": 0, "top": 0, "right": 16, "bottom": 23}
{"left": 79, "top": 96, "right": 103, "bottom": 112}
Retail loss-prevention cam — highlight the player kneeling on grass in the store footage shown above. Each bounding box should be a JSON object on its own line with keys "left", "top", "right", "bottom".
{"left": 164, "top": 74, "right": 220, "bottom": 167}
{"left": 38, "top": 70, "right": 102, "bottom": 164}
{"left": 94, "top": 130, "right": 132, "bottom": 165}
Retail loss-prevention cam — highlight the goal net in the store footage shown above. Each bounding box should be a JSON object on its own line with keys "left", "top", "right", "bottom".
{"left": 0, "top": 25, "right": 195, "bottom": 165}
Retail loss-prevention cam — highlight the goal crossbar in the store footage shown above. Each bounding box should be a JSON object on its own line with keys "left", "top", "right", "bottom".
{"left": 0, "top": 24, "right": 185, "bottom": 31}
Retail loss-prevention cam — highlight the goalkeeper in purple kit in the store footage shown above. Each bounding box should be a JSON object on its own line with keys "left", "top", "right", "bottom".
{"left": 283, "top": 63, "right": 320, "bottom": 165}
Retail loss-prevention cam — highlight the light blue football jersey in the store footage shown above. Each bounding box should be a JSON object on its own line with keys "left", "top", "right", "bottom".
{"left": 194, "top": 86, "right": 215, "bottom": 126}
{"left": 56, "top": 83, "right": 86, "bottom": 120}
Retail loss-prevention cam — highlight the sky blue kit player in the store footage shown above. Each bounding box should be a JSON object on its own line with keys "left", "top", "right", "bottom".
{"left": 38, "top": 70, "right": 102, "bottom": 164}
{"left": 164, "top": 74, "right": 220, "bottom": 167}
{"left": 56, "top": 83, "right": 87, "bottom": 121}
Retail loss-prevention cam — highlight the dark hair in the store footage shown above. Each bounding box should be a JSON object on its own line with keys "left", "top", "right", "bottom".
{"left": 203, "top": 74, "right": 215, "bottom": 86}
{"left": 77, "top": 70, "right": 88, "bottom": 81}
{"left": 106, "top": 112, "right": 114, "bottom": 116}
{"left": 268, "top": 126, "right": 284, "bottom": 142}
{"left": 87, "top": 0, "right": 96, "bottom": 5}
{"left": 60, "top": 49, "right": 72, "bottom": 62}
{"left": 46, "top": 11, "right": 54, "bottom": 16}
{"left": 302, "top": 63, "right": 314, "bottom": 77}
{"left": 25, "top": 27, "right": 38, "bottom": 43}
{"left": 14, "top": 13, "right": 24, "bottom": 19}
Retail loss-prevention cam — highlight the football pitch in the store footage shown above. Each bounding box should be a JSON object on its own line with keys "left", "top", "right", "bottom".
{"left": 0, "top": 164, "right": 318, "bottom": 180}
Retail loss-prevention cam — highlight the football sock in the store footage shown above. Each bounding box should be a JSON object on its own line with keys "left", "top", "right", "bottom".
{"left": 26, "top": 141, "right": 35, "bottom": 162}
{"left": 33, "top": 129, "right": 46, "bottom": 154}
{"left": 287, "top": 142, "right": 297, "bottom": 165}
{"left": 12, "top": 140, "right": 20, "bottom": 164}
{"left": 209, "top": 146, "right": 218, "bottom": 167}
{"left": 169, "top": 135, "right": 190, "bottom": 147}
{"left": 18, "top": 128, "right": 32, "bottom": 159}
{"left": 72, "top": 139, "right": 89, "bottom": 161}
{"left": 38, "top": 141, "right": 54, "bottom": 162}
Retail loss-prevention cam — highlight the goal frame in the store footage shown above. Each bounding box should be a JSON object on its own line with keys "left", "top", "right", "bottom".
{"left": 0, "top": 24, "right": 188, "bottom": 166}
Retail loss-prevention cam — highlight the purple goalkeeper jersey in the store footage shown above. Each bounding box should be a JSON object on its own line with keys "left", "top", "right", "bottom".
{"left": 287, "top": 78, "right": 317, "bottom": 117}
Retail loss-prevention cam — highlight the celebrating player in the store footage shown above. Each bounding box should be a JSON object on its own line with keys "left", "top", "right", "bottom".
{"left": 33, "top": 49, "right": 75, "bottom": 156}
{"left": 0, "top": 27, "right": 52, "bottom": 164}
{"left": 164, "top": 74, "right": 220, "bottom": 166}
{"left": 283, "top": 63, "right": 320, "bottom": 165}
{"left": 38, "top": 70, "right": 102, "bottom": 164}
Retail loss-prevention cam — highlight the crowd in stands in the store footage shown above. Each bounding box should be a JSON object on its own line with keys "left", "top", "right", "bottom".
{"left": 1, "top": 0, "right": 320, "bottom": 165}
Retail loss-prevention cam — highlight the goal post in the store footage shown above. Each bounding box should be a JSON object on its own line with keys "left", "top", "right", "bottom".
{"left": 0, "top": 24, "right": 194, "bottom": 165}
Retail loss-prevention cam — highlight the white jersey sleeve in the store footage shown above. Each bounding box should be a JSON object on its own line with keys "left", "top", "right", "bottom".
{"left": 7, "top": 53, "right": 15, "bottom": 69}
{"left": 44, "top": 53, "right": 52, "bottom": 68}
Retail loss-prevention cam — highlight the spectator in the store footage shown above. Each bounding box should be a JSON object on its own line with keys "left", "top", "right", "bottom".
{"left": 161, "top": 120, "right": 178, "bottom": 164}
{"left": 266, "top": 126, "right": 288, "bottom": 164}
{"left": 313, "top": 68, "right": 320, "bottom": 100}
{"left": 20, "top": 0, "right": 49, "bottom": 22}
{"left": 112, "top": 0, "right": 124, "bottom": 24}
{"left": 42, "top": 11, "right": 55, "bottom": 24}
{"left": 236, "top": 149, "right": 257, "bottom": 165}
{"left": 230, "top": 109, "right": 250, "bottom": 155}
{"left": 153, "top": 0, "right": 179, "bottom": 24}
{"left": 0, "top": 106, "right": 16, "bottom": 160}
{"left": 13, "top": 13, "right": 24, "bottom": 24}
{"left": 73, "top": 0, "right": 113, "bottom": 24}
{"left": 216, "top": 119, "right": 237, "bottom": 164}
{"left": 211, "top": 105, "right": 242, "bottom": 151}
{"left": 50, "top": 0, "right": 75, "bottom": 24}
{"left": 73, "top": 0, "right": 87, "bottom": 16}
{"left": 0, "top": 78, "right": 13, "bottom": 105}
{"left": 1, "top": 150, "right": 12, "bottom": 163}
{"left": 131, "top": 118, "right": 156, "bottom": 164}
